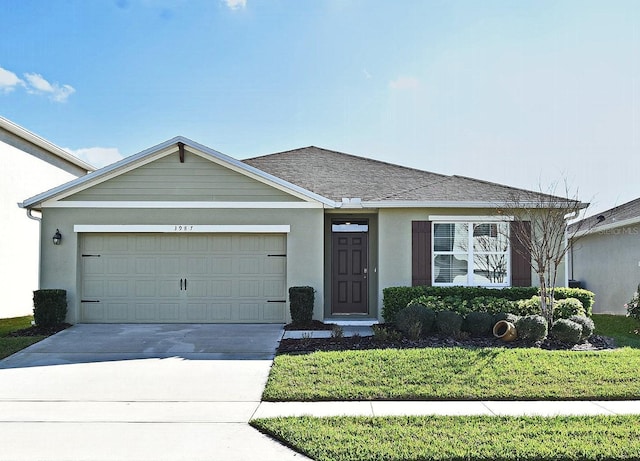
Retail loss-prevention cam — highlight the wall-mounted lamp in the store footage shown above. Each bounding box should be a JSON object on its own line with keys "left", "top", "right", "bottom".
{"left": 52, "top": 229, "right": 62, "bottom": 245}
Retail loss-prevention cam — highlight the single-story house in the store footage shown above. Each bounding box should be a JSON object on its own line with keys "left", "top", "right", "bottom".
{"left": 0, "top": 116, "right": 93, "bottom": 318}
{"left": 20, "top": 137, "right": 572, "bottom": 324}
{"left": 569, "top": 197, "right": 640, "bottom": 315}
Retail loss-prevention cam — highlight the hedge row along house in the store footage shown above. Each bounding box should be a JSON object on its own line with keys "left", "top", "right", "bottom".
{"left": 0, "top": 116, "right": 93, "bottom": 318}
{"left": 20, "top": 136, "right": 585, "bottom": 324}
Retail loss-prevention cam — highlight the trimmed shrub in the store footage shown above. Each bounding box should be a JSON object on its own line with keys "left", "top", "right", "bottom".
{"left": 288, "top": 286, "right": 314, "bottom": 324}
{"left": 515, "top": 296, "right": 543, "bottom": 316}
{"left": 435, "top": 310, "right": 464, "bottom": 336}
{"left": 408, "top": 295, "right": 446, "bottom": 311}
{"left": 463, "top": 311, "right": 494, "bottom": 337}
{"left": 470, "top": 297, "right": 518, "bottom": 315}
{"left": 493, "top": 312, "right": 520, "bottom": 325}
{"left": 395, "top": 304, "right": 436, "bottom": 338}
{"left": 551, "top": 319, "right": 583, "bottom": 345}
{"left": 568, "top": 315, "right": 595, "bottom": 340}
{"left": 33, "top": 289, "right": 67, "bottom": 327}
{"left": 382, "top": 286, "right": 538, "bottom": 323}
{"left": 516, "top": 315, "right": 548, "bottom": 341}
{"left": 625, "top": 284, "right": 640, "bottom": 319}
{"left": 553, "top": 298, "right": 586, "bottom": 320}
{"left": 554, "top": 287, "right": 595, "bottom": 316}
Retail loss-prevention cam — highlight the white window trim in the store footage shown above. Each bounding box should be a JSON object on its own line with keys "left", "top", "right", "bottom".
{"left": 74, "top": 224, "right": 291, "bottom": 233}
{"left": 432, "top": 221, "right": 510, "bottom": 287}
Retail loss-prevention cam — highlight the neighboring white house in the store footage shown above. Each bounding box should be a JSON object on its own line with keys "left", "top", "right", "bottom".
{"left": 0, "top": 116, "right": 93, "bottom": 318}
{"left": 569, "top": 197, "right": 640, "bottom": 315}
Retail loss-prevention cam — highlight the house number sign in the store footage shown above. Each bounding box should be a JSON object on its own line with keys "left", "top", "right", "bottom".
{"left": 174, "top": 225, "right": 196, "bottom": 232}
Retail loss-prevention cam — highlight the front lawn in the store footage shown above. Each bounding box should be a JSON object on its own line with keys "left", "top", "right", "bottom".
{"left": 252, "top": 415, "right": 640, "bottom": 461}
{"left": 0, "top": 316, "right": 46, "bottom": 360}
{"left": 0, "top": 315, "right": 46, "bottom": 359}
{"left": 264, "top": 315, "right": 640, "bottom": 402}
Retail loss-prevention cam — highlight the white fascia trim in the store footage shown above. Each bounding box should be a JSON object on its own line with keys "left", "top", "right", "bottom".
{"left": 44, "top": 201, "right": 323, "bottom": 209}
{"left": 0, "top": 116, "right": 95, "bottom": 172}
{"left": 74, "top": 224, "right": 291, "bottom": 233}
{"left": 363, "top": 201, "right": 504, "bottom": 208}
{"left": 571, "top": 216, "right": 640, "bottom": 238}
{"left": 21, "top": 136, "right": 337, "bottom": 209}
{"left": 428, "top": 215, "right": 515, "bottom": 221}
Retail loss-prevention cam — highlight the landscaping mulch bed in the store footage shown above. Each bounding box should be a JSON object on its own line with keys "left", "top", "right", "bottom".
{"left": 6, "top": 323, "right": 71, "bottom": 337}
{"left": 277, "top": 332, "right": 616, "bottom": 355}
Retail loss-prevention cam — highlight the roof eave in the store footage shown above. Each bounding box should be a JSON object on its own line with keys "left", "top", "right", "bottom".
{"left": 0, "top": 116, "right": 95, "bottom": 173}
{"left": 20, "top": 136, "right": 338, "bottom": 209}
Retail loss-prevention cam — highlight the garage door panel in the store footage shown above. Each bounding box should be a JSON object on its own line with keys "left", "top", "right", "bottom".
{"left": 81, "top": 233, "right": 287, "bottom": 323}
{"left": 264, "top": 302, "right": 286, "bottom": 321}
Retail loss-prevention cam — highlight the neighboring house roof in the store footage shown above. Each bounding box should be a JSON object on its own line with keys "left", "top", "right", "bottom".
{"left": 243, "top": 146, "right": 577, "bottom": 207}
{"left": 570, "top": 197, "right": 640, "bottom": 236}
{"left": 0, "top": 116, "right": 95, "bottom": 173}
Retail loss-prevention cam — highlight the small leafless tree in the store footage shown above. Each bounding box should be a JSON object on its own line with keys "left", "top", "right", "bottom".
{"left": 499, "top": 180, "right": 591, "bottom": 325}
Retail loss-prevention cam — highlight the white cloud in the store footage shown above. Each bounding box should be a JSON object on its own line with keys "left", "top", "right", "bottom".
{"left": 65, "top": 147, "right": 124, "bottom": 168}
{"left": 389, "top": 76, "right": 420, "bottom": 91}
{"left": 0, "top": 66, "right": 24, "bottom": 92}
{"left": 223, "top": 0, "right": 246, "bottom": 10}
{"left": 24, "top": 73, "right": 76, "bottom": 102}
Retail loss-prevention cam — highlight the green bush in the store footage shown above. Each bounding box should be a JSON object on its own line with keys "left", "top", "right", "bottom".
{"left": 435, "top": 310, "right": 463, "bottom": 336}
{"left": 515, "top": 296, "right": 544, "bottom": 316}
{"left": 470, "top": 297, "right": 518, "bottom": 314}
{"left": 493, "top": 312, "right": 520, "bottom": 325}
{"left": 382, "top": 286, "right": 538, "bottom": 323}
{"left": 371, "top": 325, "right": 403, "bottom": 342}
{"left": 33, "top": 289, "right": 67, "bottom": 327}
{"left": 408, "top": 295, "right": 446, "bottom": 311}
{"left": 515, "top": 315, "right": 548, "bottom": 341}
{"left": 553, "top": 298, "right": 586, "bottom": 320}
{"left": 463, "top": 311, "right": 494, "bottom": 337}
{"left": 625, "top": 284, "right": 640, "bottom": 319}
{"left": 551, "top": 319, "right": 583, "bottom": 344}
{"left": 395, "top": 304, "right": 436, "bottom": 338}
{"left": 554, "top": 287, "right": 595, "bottom": 316}
{"left": 288, "top": 286, "right": 314, "bottom": 324}
{"left": 568, "top": 315, "right": 595, "bottom": 340}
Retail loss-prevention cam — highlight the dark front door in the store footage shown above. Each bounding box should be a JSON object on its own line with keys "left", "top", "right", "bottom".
{"left": 331, "top": 232, "right": 368, "bottom": 314}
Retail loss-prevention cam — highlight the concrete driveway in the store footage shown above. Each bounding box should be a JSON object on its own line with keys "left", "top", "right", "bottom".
{"left": 0, "top": 324, "right": 309, "bottom": 461}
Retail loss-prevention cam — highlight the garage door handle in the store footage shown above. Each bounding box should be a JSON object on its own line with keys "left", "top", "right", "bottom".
{"left": 81, "top": 300, "right": 100, "bottom": 303}
{"left": 180, "top": 279, "right": 183, "bottom": 291}
{"left": 184, "top": 278, "right": 187, "bottom": 290}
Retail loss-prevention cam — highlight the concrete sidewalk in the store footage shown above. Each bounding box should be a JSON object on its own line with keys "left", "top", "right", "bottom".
{"left": 253, "top": 400, "right": 640, "bottom": 419}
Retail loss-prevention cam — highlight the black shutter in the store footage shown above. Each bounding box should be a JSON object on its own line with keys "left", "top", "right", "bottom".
{"left": 412, "top": 221, "right": 432, "bottom": 286}
{"left": 510, "top": 221, "right": 532, "bottom": 287}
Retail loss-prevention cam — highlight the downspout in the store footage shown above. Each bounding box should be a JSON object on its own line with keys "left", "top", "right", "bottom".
{"left": 564, "top": 210, "right": 579, "bottom": 288}
{"left": 25, "top": 208, "right": 43, "bottom": 288}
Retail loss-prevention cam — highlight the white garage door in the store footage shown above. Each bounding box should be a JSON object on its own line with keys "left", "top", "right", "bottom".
{"left": 80, "top": 233, "right": 287, "bottom": 323}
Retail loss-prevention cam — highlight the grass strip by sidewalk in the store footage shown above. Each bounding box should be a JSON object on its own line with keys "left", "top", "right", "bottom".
{"left": 252, "top": 415, "right": 640, "bottom": 461}
{"left": 0, "top": 316, "right": 45, "bottom": 360}
{"left": 263, "top": 347, "right": 640, "bottom": 401}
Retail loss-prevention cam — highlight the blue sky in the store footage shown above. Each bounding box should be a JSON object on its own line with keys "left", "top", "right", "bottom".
{"left": 1, "top": 0, "right": 638, "bottom": 216}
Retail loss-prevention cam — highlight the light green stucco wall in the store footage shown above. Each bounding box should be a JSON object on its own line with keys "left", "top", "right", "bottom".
{"left": 571, "top": 224, "right": 640, "bottom": 314}
{"left": 40, "top": 207, "right": 324, "bottom": 323}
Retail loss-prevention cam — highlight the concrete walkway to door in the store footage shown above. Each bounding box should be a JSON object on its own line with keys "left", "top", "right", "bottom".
{"left": 0, "top": 324, "right": 309, "bottom": 461}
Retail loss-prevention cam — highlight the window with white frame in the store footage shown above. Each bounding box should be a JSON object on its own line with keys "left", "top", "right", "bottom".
{"left": 433, "top": 221, "right": 510, "bottom": 286}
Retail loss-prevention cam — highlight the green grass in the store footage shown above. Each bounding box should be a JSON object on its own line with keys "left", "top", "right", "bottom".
{"left": 264, "top": 315, "right": 640, "bottom": 401}
{"left": 593, "top": 314, "right": 640, "bottom": 347}
{"left": 0, "top": 316, "right": 45, "bottom": 360}
{"left": 252, "top": 415, "right": 640, "bottom": 461}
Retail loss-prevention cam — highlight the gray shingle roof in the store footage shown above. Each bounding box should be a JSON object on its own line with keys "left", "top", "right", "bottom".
{"left": 243, "top": 146, "right": 562, "bottom": 204}
{"left": 571, "top": 197, "right": 640, "bottom": 233}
